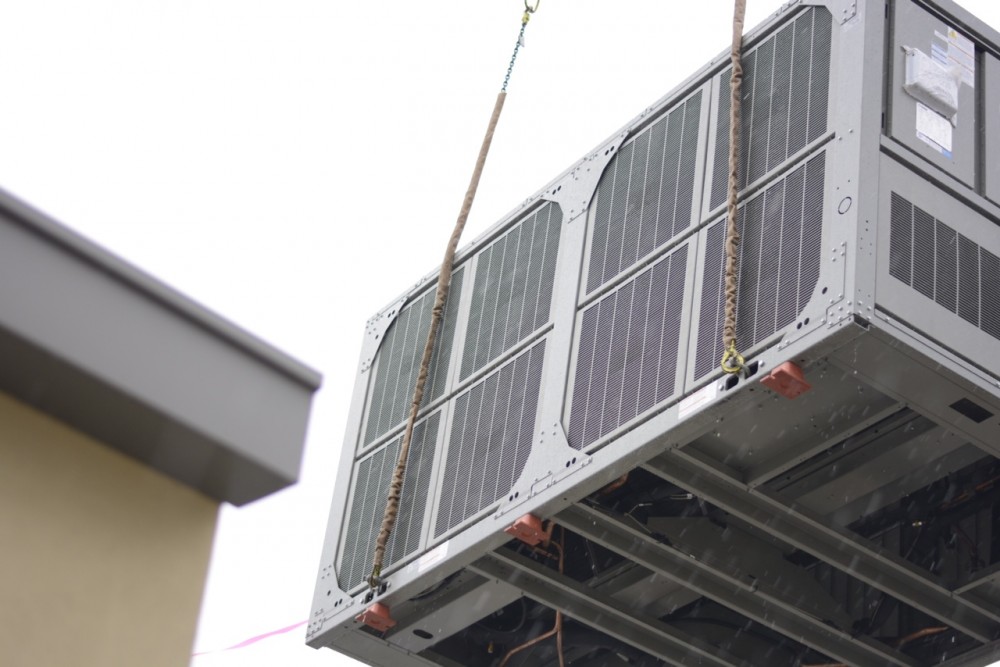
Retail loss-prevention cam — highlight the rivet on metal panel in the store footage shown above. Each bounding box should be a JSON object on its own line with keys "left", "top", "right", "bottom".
{"left": 504, "top": 514, "right": 547, "bottom": 546}
{"left": 760, "top": 361, "right": 812, "bottom": 400}
{"left": 356, "top": 603, "right": 396, "bottom": 632}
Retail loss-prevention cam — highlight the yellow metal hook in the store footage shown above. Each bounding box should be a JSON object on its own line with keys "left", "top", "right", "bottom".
{"left": 720, "top": 341, "right": 745, "bottom": 375}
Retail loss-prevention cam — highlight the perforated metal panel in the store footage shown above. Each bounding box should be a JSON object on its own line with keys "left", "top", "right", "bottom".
{"left": 890, "top": 193, "right": 1000, "bottom": 341}
{"left": 709, "top": 7, "right": 832, "bottom": 211}
{"left": 363, "top": 271, "right": 464, "bottom": 448}
{"left": 461, "top": 203, "right": 561, "bottom": 380}
{"left": 339, "top": 412, "right": 440, "bottom": 592}
{"left": 587, "top": 93, "right": 702, "bottom": 293}
{"left": 695, "top": 152, "right": 825, "bottom": 379}
{"left": 436, "top": 341, "right": 546, "bottom": 536}
{"left": 569, "top": 245, "right": 688, "bottom": 451}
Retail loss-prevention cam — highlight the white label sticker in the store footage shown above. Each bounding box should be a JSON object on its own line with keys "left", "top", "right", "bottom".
{"left": 933, "top": 27, "right": 975, "bottom": 88}
{"left": 415, "top": 542, "right": 448, "bottom": 574}
{"left": 916, "top": 102, "right": 953, "bottom": 157}
{"left": 678, "top": 382, "right": 718, "bottom": 420}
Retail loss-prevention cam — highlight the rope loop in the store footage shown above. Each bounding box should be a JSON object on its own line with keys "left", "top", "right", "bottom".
{"left": 721, "top": 341, "right": 745, "bottom": 375}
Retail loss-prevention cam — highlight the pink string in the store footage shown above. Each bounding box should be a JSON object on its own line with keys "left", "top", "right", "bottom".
{"left": 192, "top": 619, "right": 308, "bottom": 657}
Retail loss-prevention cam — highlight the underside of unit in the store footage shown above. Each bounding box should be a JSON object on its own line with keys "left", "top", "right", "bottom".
{"left": 311, "top": 1, "right": 1000, "bottom": 665}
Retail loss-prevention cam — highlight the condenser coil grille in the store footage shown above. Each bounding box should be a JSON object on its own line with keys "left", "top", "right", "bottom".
{"left": 587, "top": 93, "right": 702, "bottom": 293}
{"left": 569, "top": 245, "right": 688, "bottom": 450}
{"left": 890, "top": 193, "right": 1000, "bottom": 341}
{"left": 461, "top": 202, "right": 561, "bottom": 380}
{"left": 436, "top": 341, "right": 546, "bottom": 536}
{"left": 695, "top": 152, "right": 826, "bottom": 379}
{"left": 709, "top": 7, "right": 832, "bottom": 211}
{"left": 363, "top": 270, "right": 464, "bottom": 447}
{"left": 339, "top": 412, "right": 441, "bottom": 592}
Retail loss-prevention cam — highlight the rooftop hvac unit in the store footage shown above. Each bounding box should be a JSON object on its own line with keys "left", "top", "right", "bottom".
{"left": 311, "top": 1, "right": 1000, "bottom": 665}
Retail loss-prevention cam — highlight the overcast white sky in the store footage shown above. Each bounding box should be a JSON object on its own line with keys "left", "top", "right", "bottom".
{"left": 3, "top": 1, "right": 1000, "bottom": 665}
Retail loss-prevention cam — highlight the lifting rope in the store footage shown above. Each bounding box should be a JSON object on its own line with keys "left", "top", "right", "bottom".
{"left": 369, "top": 0, "right": 541, "bottom": 591}
{"left": 722, "top": 0, "right": 747, "bottom": 375}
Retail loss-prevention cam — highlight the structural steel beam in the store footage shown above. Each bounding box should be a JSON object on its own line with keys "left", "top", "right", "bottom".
{"left": 559, "top": 503, "right": 920, "bottom": 667}
{"left": 470, "top": 550, "right": 743, "bottom": 667}
{"left": 643, "top": 450, "right": 1000, "bottom": 643}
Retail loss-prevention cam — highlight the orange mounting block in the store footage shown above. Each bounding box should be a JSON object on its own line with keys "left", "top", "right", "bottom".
{"left": 504, "top": 513, "right": 547, "bottom": 546}
{"left": 760, "top": 361, "right": 812, "bottom": 399}
{"left": 356, "top": 602, "right": 397, "bottom": 632}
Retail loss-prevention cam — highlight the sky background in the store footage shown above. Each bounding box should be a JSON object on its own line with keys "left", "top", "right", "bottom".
{"left": 2, "top": 1, "right": 1000, "bottom": 665}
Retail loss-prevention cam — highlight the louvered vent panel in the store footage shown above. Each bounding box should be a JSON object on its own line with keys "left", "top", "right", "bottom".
{"left": 436, "top": 342, "right": 545, "bottom": 535}
{"left": 695, "top": 153, "right": 825, "bottom": 379}
{"left": 461, "top": 203, "right": 561, "bottom": 380}
{"left": 339, "top": 412, "right": 440, "bottom": 592}
{"left": 588, "top": 93, "right": 702, "bottom": 293}
{"left": 709, "top": 7, "right": 832, "bottom": 211}
{"left": 363, "top": 270, "right": 464, "bottom": 447}
{"left": 569, "top": 245, "right": 688, "bottom": 450}
{"left": 889, "top": 194, "right": 1000, "bottom": 341}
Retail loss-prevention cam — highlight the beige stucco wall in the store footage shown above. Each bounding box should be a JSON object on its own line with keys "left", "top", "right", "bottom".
{"left": 0, "top": 391, "right": 219, "bottom": 667}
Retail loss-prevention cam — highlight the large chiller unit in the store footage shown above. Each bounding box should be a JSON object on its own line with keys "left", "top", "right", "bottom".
{"left": 310, "top": 1, "right": 1000, "bottom": 664}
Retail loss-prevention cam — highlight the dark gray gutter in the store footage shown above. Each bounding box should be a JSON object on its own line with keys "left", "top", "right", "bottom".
{"left": 0, "top": 187, "right": 322, "bottom": 505}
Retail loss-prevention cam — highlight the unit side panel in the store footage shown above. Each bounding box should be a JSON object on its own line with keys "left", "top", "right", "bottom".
{"left": 704, "top": 6, "right": 833, "bottom": 222}
{"left": 888, "top": 0, "right": 977, "bottom": 187}
{"left": 986, "top": 54, "right": 1000, "bottom": 205}
{"left": 875, "top": 155, "right": 1000, "bottom": 381}
{"left": 582, "top": 89, "right": 705, "bottom": 298}
{"left": 566, "top": 242, "right": 692, "bottom": 452}
{"left": 688, "top": 150, "right": 829, "bottom": 389}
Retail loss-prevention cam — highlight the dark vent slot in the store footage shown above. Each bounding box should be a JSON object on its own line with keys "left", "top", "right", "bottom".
{"left": 340, "top": 412, "right": 440, "bottom": 592}
{"left": 461, "top": 203, "right": 561, "bottom": 379}
{"left": 888, "top": 194, "right": 1000, "bottom": 343}
{"left": 587, "top": 92, "right": 702, "bottom": 293}
{"left": 436, "top": 342, "right": 546, "bottom": 536}
{"left": 949, "top": 398, "right": 994, "bottom": 424}
{"left": 695, "top": 153, "right": 825, "bottom": 379}
{"left": 569, "top": 245, "right": 688, "bottom": 450}
{"left": 363, "top": 271, "right": 464, "bottom": 447}
{"left": 710, "top": 7, "right": 832, "bottom": 211}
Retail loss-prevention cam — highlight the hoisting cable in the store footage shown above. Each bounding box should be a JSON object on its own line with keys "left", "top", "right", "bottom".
{"left": 368, "top": 0, "right": 542, "bottom": 591}
{"left": 722, "top": 0, "right": 747, "bottom": 375}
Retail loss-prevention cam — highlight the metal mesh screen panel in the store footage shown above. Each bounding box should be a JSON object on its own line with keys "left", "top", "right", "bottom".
{"left": 710, "top": 7, "right": 832, "bottom": 211}
{"left": 889, "top": 194, "right": 1000, "bottom": 341}
{"left": 587, "top": 93, "right": 702, "bottom": 293}
{"left": 461, "top": 203, "right": 561, "bottom": 380}
{"left": 695, "top": 153, "right": 825, "bottom": 379}
{"left": 436, "top": 341, "right": 546, "bottom": 536}
{"left": 339, "top": 412, "right": 440, "bottom": 592}
{"left": 363, "top": 270, "right": 464, "bottom": 447}
{"left": 569, "top": 245, "right": 688, "bottom": 450}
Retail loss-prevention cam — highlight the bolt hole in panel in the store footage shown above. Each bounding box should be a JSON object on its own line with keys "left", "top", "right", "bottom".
{"left": 338, "top": 412, "right": 441, "bottom": 592}
{"left": 568, "top": 244, "right": 688, "bottom": 451}
{"left": 461, "top": 202, "right": 561, "bottom": 380}
{"left": 435, "top": 341, "right": 546, "bottom": 537}
{"left": 709, "top": 7, "right": 832, "bottom": 213}
{"left": 362, "top": 271, "right": 464, "bottom": 450}
{"left": 694, "top": 152, "right": 826, "bottom": 381}
{"left": 585, "top": 91, "right": 702, "bottom": 295}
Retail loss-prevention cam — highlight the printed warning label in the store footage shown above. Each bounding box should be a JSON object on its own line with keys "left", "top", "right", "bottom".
{"left": 933, "top": 27, "right": 975, "bottom": 88}
{"left": 916, "top": 101, "right": 953, "bottom": 157}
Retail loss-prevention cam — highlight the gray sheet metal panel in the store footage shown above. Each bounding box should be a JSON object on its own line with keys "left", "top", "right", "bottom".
{"left": 888, "top": 0, "right": 977, "bottom": 186}
{"left": 986, "top": 54, "right": 1000, "bottom": 203}
{"left": 874, "top": 154, "right": 1000, "bottom": 380}
{"left": 0, "top": 189, "right": 320, "bottom": 505}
